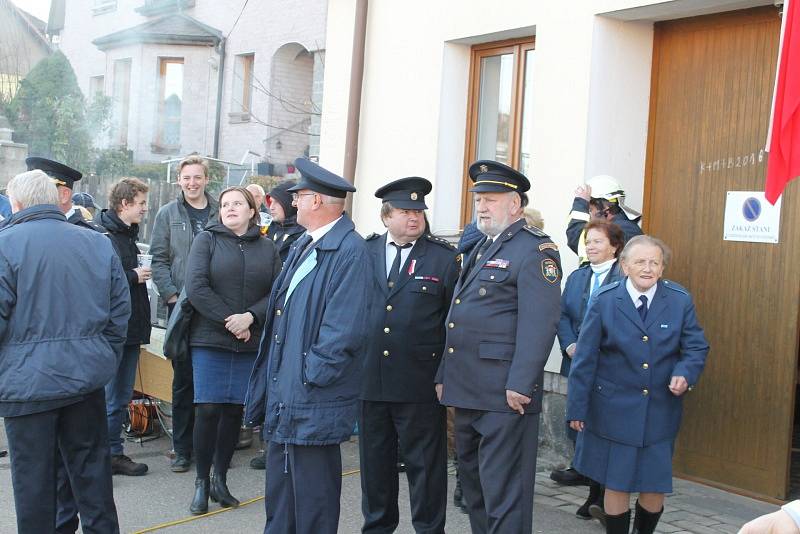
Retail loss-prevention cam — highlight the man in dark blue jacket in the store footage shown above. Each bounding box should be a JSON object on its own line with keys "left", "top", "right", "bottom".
{"left": 245, "top": 158, "right": 370, "bottom": 534}
{"left": 0, "top": 170, "right": 130, "bottom": 534}
{"left": 360, "top": 177, "right": 459, "bottom": 534}
{"left": 435, "top": 160, "right": 561, "bottom": 534}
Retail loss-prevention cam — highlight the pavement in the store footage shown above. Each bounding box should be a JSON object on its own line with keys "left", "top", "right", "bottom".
{"left": 0, "top": 423, "right": 780, "bottom": 533}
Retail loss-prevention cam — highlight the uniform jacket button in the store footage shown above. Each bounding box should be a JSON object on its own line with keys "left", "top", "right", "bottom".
{"left": 642, "top": 335, "right": 649, "bottom": 342}
{"left": 642, "top": 363, "right": 649, "bottom": 369}
{"left": 383, "top": 350, "right": 389, "bottom": 357}
{"left": 386, "top": 305, "right": 393, "bottom": 311}
{"left": 448, "top": 322, "right": 455, "bottom": 329}
{"left": 276, "top": 309, "right": 282, "bottom": 316}
{"left": 642, "top": 388, "right": 649, "bottom": 396}
{"left": 384, "top": 327, "right": 390, "bottom": 333}
{"left": 448, "top": 347, "right": 454, "bottom": 354}
{"left": 455, "top": 298, "right": 461, "bottom": 304}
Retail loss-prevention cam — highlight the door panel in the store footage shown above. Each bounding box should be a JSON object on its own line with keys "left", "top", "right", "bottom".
{"left": 644, "top": 7, "right": 798, "bottom": 499}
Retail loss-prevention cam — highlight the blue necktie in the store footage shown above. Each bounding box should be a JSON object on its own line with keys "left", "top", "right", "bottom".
{"left": 590, "top": 272, "right": 602, "bottom": 296}
{"left": 638, "top": 295, "right": 648, "bottom": 322}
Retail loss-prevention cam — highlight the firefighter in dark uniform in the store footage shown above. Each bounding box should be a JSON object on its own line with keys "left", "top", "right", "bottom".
{"left": 435, "top": 160, "right": 562, "bottom": 534}
{"left": 24, "top": 157, "right": 108, "bottom": 533}
{"left": 360, "top": 177, "right": 459, "bottom": 534}
{"left": 565, "top": 174, "right": 641, "bottom": 266}
{"left": 26, "top": 157, "right": 107, "bottom": 233}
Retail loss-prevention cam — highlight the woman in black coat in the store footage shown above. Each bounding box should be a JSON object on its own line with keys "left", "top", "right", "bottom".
{"left": 184, "top": 186, "right": 280, "bottom": 514}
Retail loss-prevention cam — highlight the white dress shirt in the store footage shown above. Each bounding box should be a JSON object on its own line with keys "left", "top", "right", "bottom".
{"left": 307, "top": 215, "right": 342, "bottom": 244}
{"left": 385, "top": 234, "right": 417, "bottom": 278}
{"left": 625, "top": 278, "right": 658, "bottom": 310}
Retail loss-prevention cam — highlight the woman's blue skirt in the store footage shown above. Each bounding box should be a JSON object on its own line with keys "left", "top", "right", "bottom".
{"left": 574, "top": 428, "right": 675, "bottom": 493}
{"left": 191, "top": 347, "right": 257, "bottom": 404}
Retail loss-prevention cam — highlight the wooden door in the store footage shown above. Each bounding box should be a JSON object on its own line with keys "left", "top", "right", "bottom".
{"left": 644, "top": 6, "right": 798, "bottom": 499}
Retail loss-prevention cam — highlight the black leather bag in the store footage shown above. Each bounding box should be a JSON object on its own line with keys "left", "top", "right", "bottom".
{"left": 163, "top": 289, "right": 193, "bottom": 360}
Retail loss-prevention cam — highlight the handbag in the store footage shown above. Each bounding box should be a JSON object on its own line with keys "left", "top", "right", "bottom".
{"left": 163, "top": 288, "right": 193, "bottom": 360}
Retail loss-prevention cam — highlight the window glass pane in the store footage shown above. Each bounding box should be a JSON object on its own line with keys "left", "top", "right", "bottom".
{"left": 476, "top": 53, "right": 513, "bottom": 165}
{"left": 161, "top": 60, "right": 183, "bottom": 146}
{"left": 112, "top": 59, "right": 131, "bottom": 145}
{"left": 518, "top": 49, "right": 535, "bottom": 178}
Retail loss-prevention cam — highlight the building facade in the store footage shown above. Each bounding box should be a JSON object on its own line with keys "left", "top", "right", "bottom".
{"left": 50, "top": 0, "right": 327, "bottom": 170}
{"left": 319, "top": 0, "right": 798, "bottom": 501}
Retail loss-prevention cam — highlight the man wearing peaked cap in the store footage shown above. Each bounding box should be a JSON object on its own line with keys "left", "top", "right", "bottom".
{"left": 24, "top": 157, "right": 108, "bottom": 533}
{"left": 245, "top": 158, "right": 371, "bottom": 534}
{"left": 25, "top": 157, "right": 105, "bottom": 232}
{"left": 359, "top": 177, "right": 458, "bottom": 534}
{"left": 435, "top": 160, "right": 562, "bottom": 534}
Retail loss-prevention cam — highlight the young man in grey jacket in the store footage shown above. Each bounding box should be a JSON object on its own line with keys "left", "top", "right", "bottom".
{"left": 150, "top": 155, "right": 219, "bottom": 472}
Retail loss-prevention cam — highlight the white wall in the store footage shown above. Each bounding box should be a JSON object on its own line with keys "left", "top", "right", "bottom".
{"left": 319, "top": 0, "right": 770, "bottom": 372}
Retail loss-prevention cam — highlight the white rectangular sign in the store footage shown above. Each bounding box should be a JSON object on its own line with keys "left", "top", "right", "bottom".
{"left": 723, "top": 191, "right": 781, "bottom": 243}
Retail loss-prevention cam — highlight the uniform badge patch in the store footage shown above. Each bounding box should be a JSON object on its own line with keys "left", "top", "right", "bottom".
{"left": 479, "top": 164, "right": 489, "bottom": 173}
{"left": 541, "top": 259, "right": 560, "bottom": 284}
{"left": 410, "top": 192, "right": 418, "bottom": 200}
{"left": 539, "top": 242, "right": 558, "bottom": 252}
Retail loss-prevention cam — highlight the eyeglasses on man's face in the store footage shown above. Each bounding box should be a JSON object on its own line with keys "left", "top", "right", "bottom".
{"left": 291, "top": 192, "right": 317, "bottom": 201}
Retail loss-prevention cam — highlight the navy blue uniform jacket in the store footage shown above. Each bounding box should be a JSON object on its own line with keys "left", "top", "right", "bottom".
{"left": 0, "top": 205, "right": 130, "bottom": 405}
{"left": 566, "top": 279, "right": 709, "bottom": 447}
{"left": 435, "top": 218, "right": 562, "bottom": 414}
{"left": 244, "top": 215, "right": 371, "bottom": 446}
{"left": 361, "top": 232, "right": 459, "bottom": 403}
{"left": 557, "top": 261, "right": 623, "bottom": 376}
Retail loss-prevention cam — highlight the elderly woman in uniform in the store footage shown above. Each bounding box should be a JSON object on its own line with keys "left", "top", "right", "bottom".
{"left": 567, "top": 235, "right": 709, "bottom": 534}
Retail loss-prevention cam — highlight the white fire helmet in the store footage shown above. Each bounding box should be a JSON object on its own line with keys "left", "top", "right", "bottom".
{"left": 586, "top": 175, "right": 625, "bottom": 203}
{"left": 585, "top": 174, "right": 641, "bottom": 219}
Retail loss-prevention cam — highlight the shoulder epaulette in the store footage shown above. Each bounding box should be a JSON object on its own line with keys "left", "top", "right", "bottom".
{"left": 365, "top": 232, "right": 382, "bottom": 241}
{"left": 522, "top": 225, "right": 549, "bottom": 238}
{"left": 662, "top": 280, "right": 688, "bottom": 295}
{"left": 424, "top": 233, "right": 456, "bottom": 250}
{"left": 595, "top": 281, "right": 620, "bottom": 295}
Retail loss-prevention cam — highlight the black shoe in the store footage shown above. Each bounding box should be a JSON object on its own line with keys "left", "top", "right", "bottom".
{"left": 190, "top": 478, "right": 210, "bottom": 515}
{"left": 236, "top": 427, "right": 253, "bottom": 450}
{"left": 576, "top": 482, "right": 603, "bottom": 519}
{"left": 590, "top": 503, "right": 608, "bottom": 527}
{"left": 453, "top": 479, "right": 467, "bottom": 514}
{"left": 171, "top": 454, "right": 191, "bottom": 473}
{"left": 549, "top": 466, "right": 590, "bottom": 486}
{"left": 249, "top": 452, "right": 266, "bottom": 470}
{"left": 631, "top": 500, "right": 663, "bottom": 534}
{"left": 111, "top": 454, "right": 148, "bottom": 476}
{"left": 605, "top": 509, "right": 630, "bottom": 534}
{"left": 210, "top": 473, "right": 240, "bottom": 508}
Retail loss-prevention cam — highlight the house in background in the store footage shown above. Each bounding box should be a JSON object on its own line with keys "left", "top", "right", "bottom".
{"left": 0, "top": 0, "right": 51, "bottom": 100}
{"left": 48, "top": 0, "right": 326, "bottom": 176}
{"left": 0, "top": 0, "right": 51, "bottom": 185}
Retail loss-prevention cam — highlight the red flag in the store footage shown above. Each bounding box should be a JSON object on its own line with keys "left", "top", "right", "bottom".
{"left": 766, "top": 0, "right": 800, "bottom": 205}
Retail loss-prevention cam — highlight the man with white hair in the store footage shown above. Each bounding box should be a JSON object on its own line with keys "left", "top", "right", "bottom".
{"left": 245, "top": 158, "right": 370, "bottom": 534}
{"left": 246, "top": 183, "right": 266, "bottom": 211}
{"left": 435, "top": 160, "right": 562, "bottom": 534}
{"left": 0, "top": 170, "right": 131, "bottom": 533}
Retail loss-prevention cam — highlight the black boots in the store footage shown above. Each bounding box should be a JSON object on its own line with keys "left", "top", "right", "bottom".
{"left": 210, "top": 472, "right": 240, "bottom": 508}
{"left": 605, "top": 509, "right": 631, "bottom": 534}
{"left": 189, "top": 478, "right": 210, "bottom": 515}
{"left": 576, "top": 482, "right": 604, "bottom": 519}
{"left": 631, "top": 500, "right": 663, "bottom": 534}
